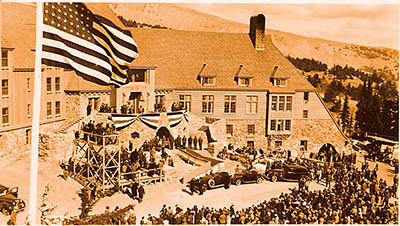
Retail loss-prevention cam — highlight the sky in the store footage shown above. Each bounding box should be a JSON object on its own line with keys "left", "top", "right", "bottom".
{"left": 183, "top": 4, "right": 399, "bottom": 49}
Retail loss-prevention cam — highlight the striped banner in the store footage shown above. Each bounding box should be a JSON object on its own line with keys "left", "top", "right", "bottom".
{"left": 138, "top": 113, "right": 161, "bottom": 130}
{"left": 111, "top": 114, "right": 137, "bottom": 130}
{"left": 167, "top": 111, "right": 187, "bottom": 128}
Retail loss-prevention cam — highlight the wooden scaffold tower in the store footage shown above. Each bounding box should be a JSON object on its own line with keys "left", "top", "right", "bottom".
{"left": 68, "top": 130, "right": 165, "bottom": 194}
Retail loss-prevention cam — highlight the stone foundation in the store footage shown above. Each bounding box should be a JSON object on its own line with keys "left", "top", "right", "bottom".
{"left": 268, "top": 119, "right": 346, "bottom": 154}
{"left": 225, "top": 119, "right": 268, "bottom": 150}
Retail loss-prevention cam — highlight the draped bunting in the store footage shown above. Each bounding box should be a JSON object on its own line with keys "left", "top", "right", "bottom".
{"left": 167, "top": 110, "right": 187, "bottom": 128}
{"left": 110, "top": 111, "right": 189, "bottom": 130}
{"left": 111, "top": 114, "right": 137, "bottom": 130}
{"left": 138, "top": 113, "right": 161, "bottom": 130}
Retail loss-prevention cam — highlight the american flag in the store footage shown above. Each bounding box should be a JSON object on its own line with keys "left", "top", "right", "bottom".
{"left": 42, "top": 2, "right": 138, "bottom": 86}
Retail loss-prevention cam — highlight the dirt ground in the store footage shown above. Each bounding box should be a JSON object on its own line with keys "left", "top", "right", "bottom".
{"left": 35, "top": 149, "right": 398, "bottom": 224}
{"left": 0, "top": 149, "right": 397, "bottom": 225}
{"left": 0, "top": 155, "right": 31, "bottom": 225}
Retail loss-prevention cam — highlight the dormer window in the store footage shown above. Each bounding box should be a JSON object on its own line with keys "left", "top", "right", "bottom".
{"left": 238, "top": 77, "right": 252, "bottom": 87}
{"left": 201, "top": 76, "right": 216, "bottom": 86}
{"left": 274, "top": 78, "right": 287, "bottom": 87}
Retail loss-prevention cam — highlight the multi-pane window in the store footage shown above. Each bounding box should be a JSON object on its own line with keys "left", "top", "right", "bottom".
{"left": 2, "top": 107, "right": 9, "bottom": 125}
{"left": 27, "top": 77, "right": 31, "bottom": 91}
{"left": 179, "top": 95, "right": 191, "bottom": 111}
{"left": 303, "top": 110, "right": 308, "bottom": 119}
{"left": 1, "top": 79, "right": 8, "bottom": 96}
{"left": 246, "top": 96, "right": 258, "bottom": 113}
{"left": 271, "top": 119, "right": 291, "bottom": 132}
{"left": 239, "top": 78, "right": 251, "bottom": 86}
{"left": 278, "top": 96, "right": 285, "bottom": 111}
{"left": 247, "top": 141, "right": 255, "bottom": 150}
{"left": 202, "top": 95, "right": 214, "bottom": 113}
{"left": 286, "top": 96, "right": 292, "bottom": 111}
{"left": 46, "top": 102, "right": 52, "bottom": 116}
{"left": 275, "top": 79, "right": 287, "bottom": 87}
{"left": 202, "top": 77, "right": 215, "bottom": 86}
{"left": 55, "top": 77, "right": 60, "bottom": 91}
{"left": 55, "top": 101, "right": 61, "bottom": 116}
{"left": 46, "top": 78, "right": 52, "bottom": 92}
{"left": 304, "top": 92, "right": 309, "bottom": 101}
{"left": 271, "top": 96, "right": 277, "bottom": 111}
{"left": 271, "top": 95, "right": 292, "bottom": 111}
{"left": 27, "top": 104, "right": 31, "bottom": 118}
{"left": 275, "top": 141, "right": 282, "bottom": 149}
{"left": 270, "top": 120, "right": 276, "bottom": 131}
{"left": 247, "top": 124, "right": 255, "bottom": 135}
{"left": 226, "top": 124, "right": 233, "bottom": 135}
{"left": 224, "top": 95, "right": 236, "bottom": 113}
{"left": 285, "top": 120, "right": 291, "bottom": 131}
{"left": 1, "top": 49, "right": 8, "bottom": 67}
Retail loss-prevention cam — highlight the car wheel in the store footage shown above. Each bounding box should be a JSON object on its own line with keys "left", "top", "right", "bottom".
{"left": 235, "top": 179, "right": 242, "bottom": 186}
{"left": 256, "top": 177, "right": 263, "bottom": 184}
{"left": 2, "top": 207, "right": 10, "bottom": 216}
{"left": 271, "top": 175, "right": 278, "bottom": 183}
{"left": 208, "top": 179, "right": 216, "bottom": 188}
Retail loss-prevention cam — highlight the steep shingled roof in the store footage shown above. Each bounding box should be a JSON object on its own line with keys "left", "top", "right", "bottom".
{"left": 1, "top": 3, "right": 36, "bottom": 68}
{"left": 128, "top": 28, "right": 315, "bottom": 92}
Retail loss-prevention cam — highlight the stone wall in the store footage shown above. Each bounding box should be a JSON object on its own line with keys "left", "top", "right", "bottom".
{"left": 0, "top": 127, "right": 30, "bottom": 165}
{"left": 268, "top": 119, "right": 346, "bottom": 154}
{"left": 225, "top": 119, "right": 268, "bottom": 150}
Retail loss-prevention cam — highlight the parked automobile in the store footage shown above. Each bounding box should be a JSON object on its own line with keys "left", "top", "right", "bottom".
{"left": 232, "top": 169, "right": 264, "bottom": 185}
{"left": 0, "top": 185, "right": 26, "bottom": 215}
{"left": 266, "top": 164, "right": 310, "bottom": 182}
{"left": 198, "top": 171, "right": 231, "bottom": 192}
{"left": 253, "top": 157, "right": 285, "bottom": 172}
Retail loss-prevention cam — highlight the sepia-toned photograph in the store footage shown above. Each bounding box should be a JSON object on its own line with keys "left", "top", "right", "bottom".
{"left": 0, "top": 0, "right": 399, "bottom": 225}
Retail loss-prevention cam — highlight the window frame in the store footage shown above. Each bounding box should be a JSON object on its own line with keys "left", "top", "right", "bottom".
{"left": 278, "top": 96, "right": 285, "bottom": 111}
{"left": 202, "top": 77, "right": 216, "bottom": 86}
{"left": 284, "top": 120, "right": 291, "bottom": 131}
{"left": 270, "top": 120, "right": 276, "bottom": 131}
{"left": 1, "top": 49, "right": 8, "bottom": 68}
{"left": 2, "top": 107, "right": 9, "bottom": 125}
{"left": 246, "top": 96, "right": 258, "bottom": 114}
{"left": 46, "top": 102, "right": 52, "bottom": 117}
{"left": 226, "top": 124, "right": 233, "bottom": 135}
{"left": 286, "top": 96, "right": 292, "bottom": 111}
{"left": 55, "top": 101, "right": 61, "bottom": 116}
{"left": 1, "top": 79, "right": 9, "bottom": 97}
{"left": 55, "top": 77, "right": 60, "bottom": 92}
{"left": 178, "top": 95, "right": 191, "bottom": 111}
{"left": 46, "top": 77, "right": 52, "bottom": 93}
{"left": 300, "top": 140, "right": 308, "bottom": 151}
{"left": 271, "top": 96, "right": 277, "bottom": 111}
{"left": 27, "top": 77, "right": 31, "bottom": 92}
{"left": 201, "top": 95, "right": 214, "bottom": 113}
{"left": 275, "top": 79, "right": 287, "bottom": 87}
{"left": 224, "top": 95, "right": 236, "bottom": 114}
{"left": 303, "top": 110, "right": 308, "bottom": 119}
{"left": 27, "top": 103, "right": 31, "bottom": 118}
{"left": 247, "top": 124, "right": 255, "bottom": 135}
{"left": 304, "top": 92, "right": 309, "bottom": 101}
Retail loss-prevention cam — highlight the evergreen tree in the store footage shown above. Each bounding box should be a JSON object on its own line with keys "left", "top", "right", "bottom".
{"left": 341, "top": 95, "right": 350, "bottom": 134}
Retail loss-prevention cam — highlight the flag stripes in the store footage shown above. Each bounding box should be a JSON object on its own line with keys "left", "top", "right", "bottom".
{"left": 111, "top": 114, "right": 137, "bottom": 130}
{"left": 42, "top": 3, "right": 138, "bottom": 87}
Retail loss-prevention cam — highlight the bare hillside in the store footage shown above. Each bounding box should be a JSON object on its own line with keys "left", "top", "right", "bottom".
{"left": 111, "top": 3, "right": 399, "bottom": 76}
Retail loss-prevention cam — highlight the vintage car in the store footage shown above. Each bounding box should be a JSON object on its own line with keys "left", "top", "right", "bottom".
{"left": 253, "top": 157, "right": 285, "bottom": 172}
{"left": 198, "top": 171, "right": 231, "bottom": 191}
{"left": 266, "top": 164, "right": 310, "bottom": 182}
{"left": 232, "top": 169, "right": 264, "bottom": 185}
{"left": 0, "top": 185, "right": 26, "bottom": 215}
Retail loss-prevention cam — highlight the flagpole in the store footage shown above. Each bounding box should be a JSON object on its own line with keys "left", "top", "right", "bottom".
{"left": 28, "top": 0, "right": 43, "bottom": 225}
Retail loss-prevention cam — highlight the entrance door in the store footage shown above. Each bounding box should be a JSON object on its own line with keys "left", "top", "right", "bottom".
{"left": 88, "top": 97, "right": 100, "bottom": 112}
{"left": 129, "top": 92, "right": 142, "bottom": 114}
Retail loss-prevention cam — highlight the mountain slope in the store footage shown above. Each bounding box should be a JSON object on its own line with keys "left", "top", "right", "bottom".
{"left": 110, "top": 3, "right": 399, "bottom": 76}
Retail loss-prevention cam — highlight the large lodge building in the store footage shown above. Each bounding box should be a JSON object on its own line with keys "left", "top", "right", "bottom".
{"left": 0, "top": 3, "right": 346, "bottom": 157}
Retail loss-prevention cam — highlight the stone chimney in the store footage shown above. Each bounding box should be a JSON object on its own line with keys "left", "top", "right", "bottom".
{"left": 249, "top": 14, "right": 266, "bottom": 50}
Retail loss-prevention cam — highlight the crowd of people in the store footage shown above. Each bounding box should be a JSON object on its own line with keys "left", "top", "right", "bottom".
{"left": 139, "top": 157, "right": 398, "bottom": 224}
{"left": 77, "top": 120, "right": 117, "bottom": 145}
{"left": 98, "top": 103, "right": 117, "bottom": 113}
{"left": 174, "top": 135, "right": 204, "bottom": 151}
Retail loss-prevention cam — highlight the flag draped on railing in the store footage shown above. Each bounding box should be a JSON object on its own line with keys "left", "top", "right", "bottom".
{"left": 41, "top": 2, "right": 138, "bottom": 87}
{"left": 167, "top": 110, "right": 188, "bottom": 128}
{"left": 110, "top": 114, "right": 137, "bottom": 131}
{"left": 138, "top": 113, "right": 161, "bottom": 130}
{"left": 109, "top": 111, "right": 188, "bottom": 130}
